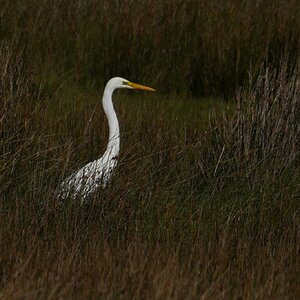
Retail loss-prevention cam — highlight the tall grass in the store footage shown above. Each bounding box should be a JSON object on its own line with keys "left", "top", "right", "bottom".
{"left": 1, "top": 0, "right": 300, "bottom": 96}
{"left": 1, "top": 35, "right": 300, "bottom": 298}
{"left": 204, "top": 61, "right": 300, "bottom": 182}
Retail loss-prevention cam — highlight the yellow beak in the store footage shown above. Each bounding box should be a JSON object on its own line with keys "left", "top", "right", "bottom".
{"left": 128, "top": 81, "right": 156, "bottom": 92}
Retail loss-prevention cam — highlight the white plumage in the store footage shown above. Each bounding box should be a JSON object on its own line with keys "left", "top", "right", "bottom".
{"left": 57, "top": 77, "right": 155, "bottom": 201}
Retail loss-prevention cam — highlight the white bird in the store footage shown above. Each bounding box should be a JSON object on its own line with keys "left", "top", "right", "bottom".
{"left": 57, "top": 77, "right": 155, "bottom": 201}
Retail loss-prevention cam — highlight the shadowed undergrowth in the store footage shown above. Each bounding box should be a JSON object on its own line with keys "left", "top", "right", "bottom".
{"left": 1, "top": 40, "right": 300, "bottom": 299}
{"left": 1, "top": 0, "right": 300, "bottom": 96}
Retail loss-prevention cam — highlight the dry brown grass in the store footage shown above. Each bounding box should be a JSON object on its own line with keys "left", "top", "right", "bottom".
{"left": 1, "top": 0, "right": 300, "bottom": 96}
{"left": 1, "top": 43, "right": 300, "bottom": 299}
{"left": 1, "top": 2, "right": 300, "bottom": 298}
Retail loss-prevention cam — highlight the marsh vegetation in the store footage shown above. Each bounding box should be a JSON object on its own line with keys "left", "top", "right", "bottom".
{"left": 1, "top": 0, "right": 300, "bottom": 299}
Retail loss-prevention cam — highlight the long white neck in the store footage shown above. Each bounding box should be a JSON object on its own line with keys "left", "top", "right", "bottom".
{"left": 102, "top": 84, "right": 120, "bottom": 158}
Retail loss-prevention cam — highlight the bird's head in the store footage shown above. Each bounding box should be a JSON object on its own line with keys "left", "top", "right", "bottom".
{"left": 108, "top": 77, "right": 156, "bottom": 92}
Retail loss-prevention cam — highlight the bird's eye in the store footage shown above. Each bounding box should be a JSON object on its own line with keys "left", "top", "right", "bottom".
{"left": 122, "top": 81, "right": 128, "bottom": 85}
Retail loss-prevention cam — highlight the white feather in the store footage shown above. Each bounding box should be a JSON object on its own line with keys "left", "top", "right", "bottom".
{"left": 57, "top": 77, "right": 155, "bottom": 201}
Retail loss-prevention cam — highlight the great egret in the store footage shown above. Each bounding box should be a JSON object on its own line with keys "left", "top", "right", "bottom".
{"left": 57, "top": 77, "right": 155, "bottom": 201}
